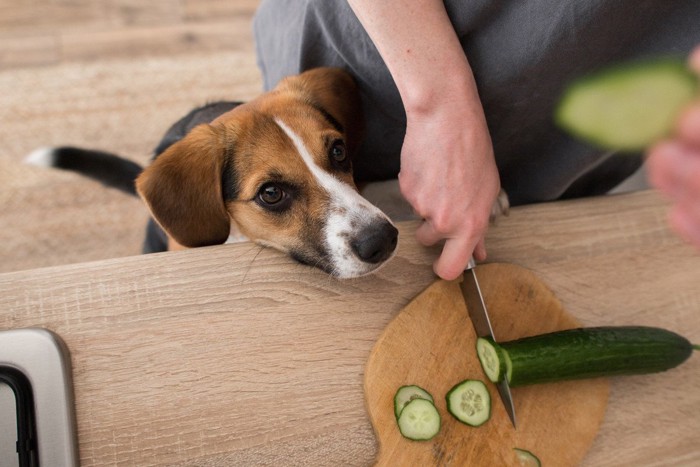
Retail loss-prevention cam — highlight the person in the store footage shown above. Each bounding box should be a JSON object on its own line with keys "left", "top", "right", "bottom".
{"left": 253, "top": 0, "right": 700, "bottom": 280}
{"left": 647, "top": 47, "right": 700, "bottom": 250}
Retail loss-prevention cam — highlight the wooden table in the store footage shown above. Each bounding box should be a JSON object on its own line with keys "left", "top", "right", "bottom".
{"left": 1, "top": 190, "right": 698, "bottom": 466}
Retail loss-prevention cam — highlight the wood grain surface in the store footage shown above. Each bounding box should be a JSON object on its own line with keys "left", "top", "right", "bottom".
{"left": 1, "top": 191, "right": 699, "bottom": 466}
{"left": 366, "top": 264, "right": 609, "bottom": 467}
{"left": 0, "top": 0, "right": 263, "bottom": 274}
{"left": 0, "top": 0, "right": 261, "bottom": 68}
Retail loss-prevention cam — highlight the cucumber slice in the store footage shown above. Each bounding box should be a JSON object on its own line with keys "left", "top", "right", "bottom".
{"left": 556, "top": 57, "right": 698, "bottom": 151}
{"left": 445, "top": 379, "right": 491, "bottom": 427}
{"left": 393, "top": 385, "right": 434, "bottom": 419}
{"left": 514, "top": 448, "right": 541, "bottom": 467}
{"left": 475, "top": 338, "right": 507, "bottom": 383}
{"left": 396, "top": 398, "right": 441, "bottom": 441}
{"left": 476, "top": 326, "right": 696, "bottom": 388}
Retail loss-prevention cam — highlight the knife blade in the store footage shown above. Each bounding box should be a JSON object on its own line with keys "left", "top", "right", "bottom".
{"left": 461, "top": 257, "right": 517, "bottom": 428}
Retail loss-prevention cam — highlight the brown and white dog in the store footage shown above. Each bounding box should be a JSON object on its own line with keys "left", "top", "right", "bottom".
{"left": 26, "top": 68, "right": 399, "bottom": 278}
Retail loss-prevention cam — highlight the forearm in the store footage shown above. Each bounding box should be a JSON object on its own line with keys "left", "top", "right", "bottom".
{"left": 348, "top": 0, "right": 500, "bottom": 278}
{"left": 347, "top": 0, "right": 482, "bottom": 116}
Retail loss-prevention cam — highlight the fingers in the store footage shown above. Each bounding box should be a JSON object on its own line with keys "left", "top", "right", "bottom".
{"left": 433, "top": 235, "right": 475, "bottom": 280}
{"left": 647, "top": 137, "right": 700, "bottom": 250}
{"left": 647, "top": 141, "right": 690, "bottom": 197}
{"left": 415, "top": 219, "right": 443, "bottom": 246}
{"left": 689, "top": 45, "right": 700, "bottom": 74}
{"left": 676, "top": 105, "right": 700, "bottom": 149}
{"left": 473, "top": 238, "right": 487, "bottom": 262}
{"left": 648, "top": 141, "right": 700, "bottom": 199}
{"left": 415, "top": 217, "right": 488, "bottom": 280}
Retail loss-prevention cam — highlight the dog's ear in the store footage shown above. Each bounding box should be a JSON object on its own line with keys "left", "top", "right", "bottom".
{"left": 279, "top": 67, "right": 365, "bottom": 155}
{"left": 136, "top": 124, "right": 231, "bottom": 248}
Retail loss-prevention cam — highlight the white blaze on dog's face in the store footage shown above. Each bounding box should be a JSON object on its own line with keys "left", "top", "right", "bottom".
{"left": 136, "top": 68, "right": 398, "bottom": 278}
{"left": 269, "top": 116, "right": 397, "bottom": 277}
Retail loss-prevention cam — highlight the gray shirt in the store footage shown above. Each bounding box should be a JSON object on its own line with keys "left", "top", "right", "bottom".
{"left": 253, "top": 0, "right": 700, "bottom": 205}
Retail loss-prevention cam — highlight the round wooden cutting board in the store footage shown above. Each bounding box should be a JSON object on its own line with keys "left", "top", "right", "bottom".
{"left": 364, "top": 263, "right": 609, "bottom": 466}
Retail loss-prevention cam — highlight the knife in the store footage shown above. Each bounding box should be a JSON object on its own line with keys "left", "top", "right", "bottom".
{"left": 461, "top": 257, "right": 517, "bottom": 428}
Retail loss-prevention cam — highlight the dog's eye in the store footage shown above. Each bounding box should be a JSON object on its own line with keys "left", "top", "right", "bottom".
{"left": 328, "top": 140, "right": 350, "bottom": 171}
{"left": 258, "top": 184, "right": 285, "bottom": 205}
{"left": 329, "top": 141, "right": 346, "bottom": 162}
{"left": 255, "top": 182, "right": 295, "bottom": 213}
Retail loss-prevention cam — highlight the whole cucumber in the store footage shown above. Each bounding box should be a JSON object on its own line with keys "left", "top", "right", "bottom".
{"left": 477, "top": 326, "right": 696, "bottom": 387}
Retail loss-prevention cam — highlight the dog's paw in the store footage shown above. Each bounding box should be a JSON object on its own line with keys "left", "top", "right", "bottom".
{"left": 490, "top": 190, "right": 510, "bottom": 224}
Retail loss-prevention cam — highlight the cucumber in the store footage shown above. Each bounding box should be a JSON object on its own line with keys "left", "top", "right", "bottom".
{"left": 477, "top": 326, "right": 696, "bottom": 387}
{"left": 514, "top": 448, "right": 541, "bottom": 467}
{"left": 556, "top": 57, "right": 698, "bottom": 151}
{"left": 393, "top": 385, "right": 434, "bottom": 419}
{"left": 475, "top": 338, "right": 509, "bottom": 382}
{"left": 445, "top": 379, "right": 491, "bottom": 427}
{"left": 396, "top": 398, "right": 441, "bottom": 441}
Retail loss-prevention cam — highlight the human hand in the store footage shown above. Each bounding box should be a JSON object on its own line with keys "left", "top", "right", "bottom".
{"left": 399, "top": 99, "right": 501, "bottom": 280}
{"left": 646, "top": 46, "right": 700, "bottom": 248}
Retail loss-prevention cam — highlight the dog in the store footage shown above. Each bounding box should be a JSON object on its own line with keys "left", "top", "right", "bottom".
{"left": 26, "top": 68, "right": 399, "bottom": 278}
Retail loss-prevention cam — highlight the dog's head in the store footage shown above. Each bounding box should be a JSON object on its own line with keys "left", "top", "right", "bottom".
{"left": 136, "top": 68, "right": 398, "bottom": 278}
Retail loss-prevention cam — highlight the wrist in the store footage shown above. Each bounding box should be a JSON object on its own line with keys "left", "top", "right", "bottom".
{"left": 397, "top": 61, "right": 486, "bottom": 126}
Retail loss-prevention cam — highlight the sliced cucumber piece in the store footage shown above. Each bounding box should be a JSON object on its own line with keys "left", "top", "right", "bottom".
{"left": 393, "top": 385, "right": 434, "bottom": 419}
{"left": 475, "top": 338, "right": 507, "bottom": 383}
{"left": 445, "top": 379, "right": 491, "bottom": 427}
{"left": 556, "top": 57, "right": 698, "bottom": 151}
{"left": 514, "top": 448, "right": 541, "bottom": 467}
{"left": 396, "top": 398, "right": 441, "bottom": 441}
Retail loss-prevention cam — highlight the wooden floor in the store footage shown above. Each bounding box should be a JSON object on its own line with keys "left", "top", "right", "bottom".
{"left": 0, "top": 0, "right": 263, "bottom": 273}
{"left": 0, "top": 0, "right": 261, "bottom": 69}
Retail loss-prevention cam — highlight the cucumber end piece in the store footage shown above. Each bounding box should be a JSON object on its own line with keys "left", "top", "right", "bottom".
{"left": 476, "top": 338, "right": 505, "bottom": 383}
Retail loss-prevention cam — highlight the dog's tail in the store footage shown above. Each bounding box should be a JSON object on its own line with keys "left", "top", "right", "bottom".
{"left": 25, "top": 147, "right": 143, "bottom": 196}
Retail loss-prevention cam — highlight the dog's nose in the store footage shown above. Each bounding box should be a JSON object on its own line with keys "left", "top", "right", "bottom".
{"left": 351, "top": 221, "right": 399, "bottom": 264}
